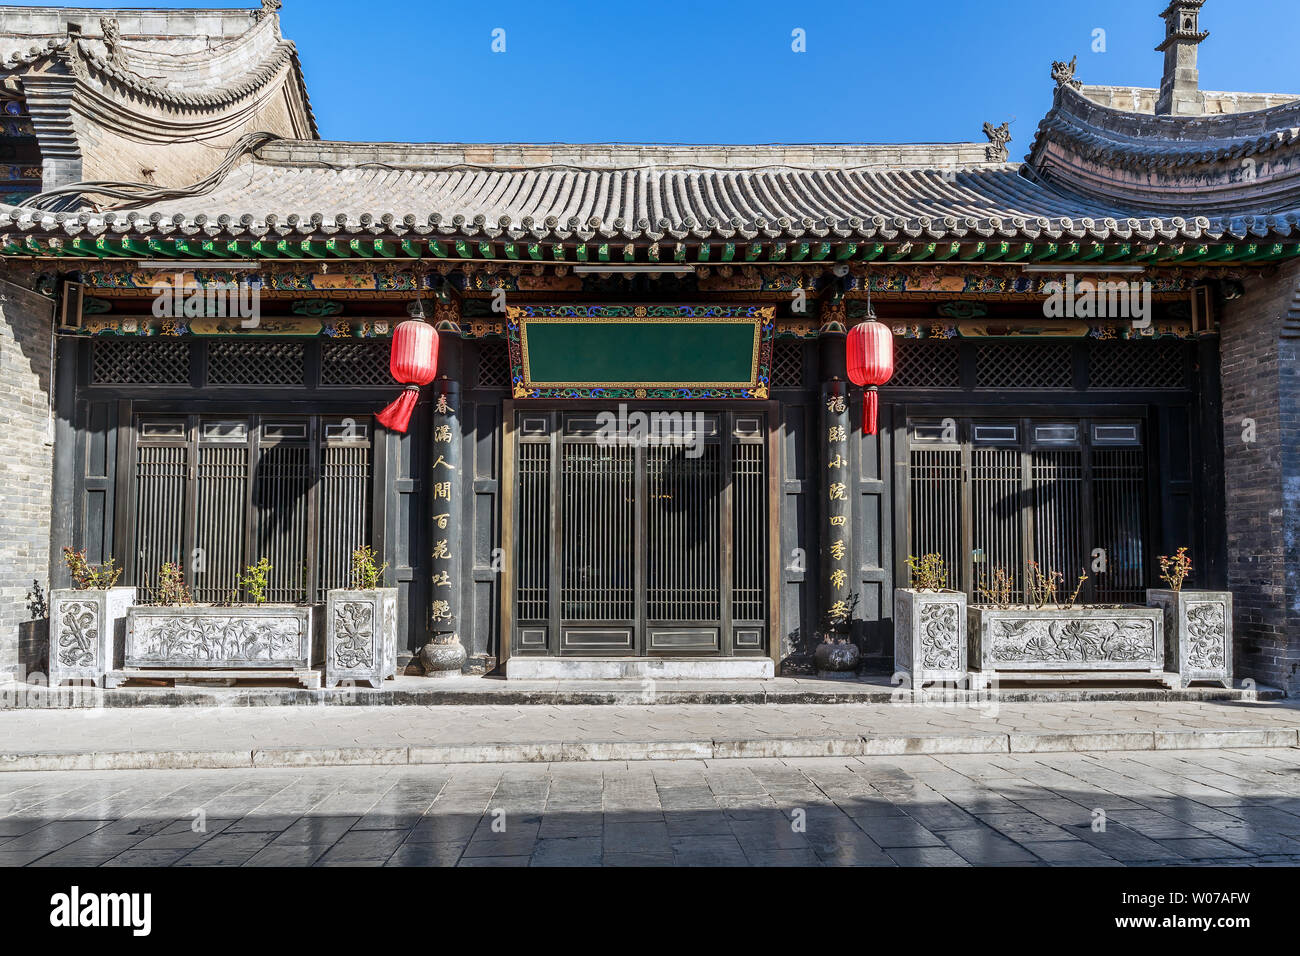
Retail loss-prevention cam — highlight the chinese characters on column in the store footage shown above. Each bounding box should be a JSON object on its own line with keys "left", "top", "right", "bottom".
{"left": 822, "top": 384, "right": 853, "bottom": 630}
{"left": 430, "top": 386, "right": 460, "bottom": 635}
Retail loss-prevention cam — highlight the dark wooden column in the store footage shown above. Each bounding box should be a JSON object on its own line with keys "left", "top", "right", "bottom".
{"left": 429, "top": 335, "right": 462, "bottom": 638}
{"left": 818, "top": 331, "right": 853, "bottom": 640}
{"left": 420, "top": 330, "right": 467, "bottom": 674}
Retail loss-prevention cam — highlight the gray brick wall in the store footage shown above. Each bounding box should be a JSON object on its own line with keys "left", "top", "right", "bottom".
{"left": 0, "top": 277, "right": 54, "bottom": 678}
{"left": 1219, "top": 260, "right": 1300, "bottom": 694}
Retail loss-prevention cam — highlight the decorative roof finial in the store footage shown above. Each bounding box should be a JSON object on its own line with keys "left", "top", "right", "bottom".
{"left": 1155, "top": 1, "right": 1208, "bottom": 115}
{"left": 1051, "top": 55, "right": 1082, "bottom": 90}
{"left": 982, "top": 121, "right": 1011, "bottom": 162}
{"left": 99, "top": 17, "right": 125, "bottom": 67}
{"left": 262, "top": 0, "right": 283, "bottom": 11}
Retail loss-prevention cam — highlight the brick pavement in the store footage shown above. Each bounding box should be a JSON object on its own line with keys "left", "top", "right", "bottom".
{"left": 5, "top": 748, "right": 1300, "bottom": 866}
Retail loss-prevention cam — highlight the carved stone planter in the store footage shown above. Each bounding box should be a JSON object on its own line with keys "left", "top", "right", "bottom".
{"left": 1148, "top": 589, "right": 1232, "bottom": 688}
{"left": 968, "top": 604, "right": 1165, "bottom": 686}
{"left": 124, "top": 605, "right": 317, "bottom": 669}
{"left": 49, "top": 588, "right": 135, "bottom": 687}
{"left": 894, "top": 588, "right": 967, "bottom": 690}
{"left": 325, "top": 589, "right": 398, "bottom": 688}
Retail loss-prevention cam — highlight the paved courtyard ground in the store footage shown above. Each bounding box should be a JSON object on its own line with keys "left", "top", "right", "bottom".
{"left": 4, "top": 749, "right": 1300, "bottom": 866}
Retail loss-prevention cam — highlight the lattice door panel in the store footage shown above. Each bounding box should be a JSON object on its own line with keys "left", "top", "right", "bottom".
{"left": 891, "top": 340, "right": 960, "bottom": 389}
{"left": 1088, "top": 341, "right": 1187, "bottom": 389}
{"left": 516, "top": 442, "right": 551, "bottom": 621}
{"left": 1092, "top": 447, "right": 1147, "bottom": 603}
{"left": 907, "top": 417, "right": 1148, "bottom": 602}
{"left": 320, "top": 340, "right": 394, "bottom": 387}
{"left": 976, "top": 343, "right": 1073, "bottom": 389}
{"left": 476, "top": 341, "right": 510, "bottom": 389}
{"left": 560, "top": 445, "right": 636, "bottom": 621}
{"left": 769, "top": 339, "right": 807, "bottom": 388}
{"left": 206, "top": 341, "right": 305, "bottom": 386}
{"left": 908, "top": 445, "right": 963, "bottom": 589}
{"left": 646, "top": 445, "right": 722, "bottom": 621}
{"left": 93, "top": 339, "right": 190, "bottom": 385}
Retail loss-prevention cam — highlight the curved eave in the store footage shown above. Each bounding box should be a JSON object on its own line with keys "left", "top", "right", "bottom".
{"left": 1029, "top": 84, "right": 1300, "bottom": 172}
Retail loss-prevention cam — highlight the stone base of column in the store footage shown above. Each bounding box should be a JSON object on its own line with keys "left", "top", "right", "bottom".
{"left": 420, "top": 634, "right": 467, "bottom": 678}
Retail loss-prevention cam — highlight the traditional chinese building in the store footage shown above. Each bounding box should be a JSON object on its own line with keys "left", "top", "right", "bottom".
{"left": 1, "top": 2, "right": 1298, "bottom": 687}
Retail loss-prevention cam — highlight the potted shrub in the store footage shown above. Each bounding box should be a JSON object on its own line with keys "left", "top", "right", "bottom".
{"left": 49, "top": 548, "right": 134, "bottom": 687}
{"left": 894, "top": 553, "right": 967, "bottom": 690}
{"left": 122, "top": 557, "right": 319, "bottom": 686}
{"left": 325, "top": 546, "right": 398, "bottom": 689}
{"left": 968, "top": 563, "right": 1164, "bottom": 687}
{"left": 1147, "top": 548, "right": 1232, "bottom": 689}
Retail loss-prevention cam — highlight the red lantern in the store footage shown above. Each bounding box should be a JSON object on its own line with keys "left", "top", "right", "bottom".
{"left": 846, "top": 320, "right": 894, "bottom": 435}
{"left": 375, "top": 319, "right": 438, "bottom": 433}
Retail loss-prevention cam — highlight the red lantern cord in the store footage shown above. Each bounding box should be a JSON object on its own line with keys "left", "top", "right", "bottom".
{"left": 376, "top": 314, "right": 438, "bottom": 433}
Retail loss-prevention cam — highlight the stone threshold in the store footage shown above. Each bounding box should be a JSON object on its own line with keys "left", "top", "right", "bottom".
{"left": 505, "top": 657, "right": 775, "bottom": 680}
{"left": 3, "top": 726, "right": 1299, "bottom": 771}
{"left": 0, "top": 674, "right": 1280, "bottom": 709}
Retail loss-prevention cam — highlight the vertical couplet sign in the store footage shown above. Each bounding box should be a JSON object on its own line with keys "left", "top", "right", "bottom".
{"left": 821, "top": 381, "right": 853, "bottom": 632}
{"left": 429, "top": 379, "right": 460, "bottom": 639}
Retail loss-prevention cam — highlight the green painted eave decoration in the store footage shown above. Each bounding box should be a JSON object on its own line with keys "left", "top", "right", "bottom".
{"left": 7, "top": 233, "right": 1300, "bottom": 266}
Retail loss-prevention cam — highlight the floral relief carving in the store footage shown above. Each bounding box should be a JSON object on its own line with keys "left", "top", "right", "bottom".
{"left": 58, "top": 601, "right": 99, "bottom": 668}
{"left": 1184, "top": 602, "right": 1227, "bottom": 670}
{"left": 919, "top": 603, "right": 960, "bottom": 669}
{"left": 333, "top": 601, "right": 375, "bottom": 670}
{"left": 990, "top": 617, "right": 1157, "bottom": 664}
{"left": 130, "top": 614, "right": 303, "bottom": 664}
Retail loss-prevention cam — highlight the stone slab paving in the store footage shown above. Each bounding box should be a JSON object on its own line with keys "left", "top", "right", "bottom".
{"left": 1, "top": 698, "right": 1299, "bottom": 769}
{"left": 5, "top": 748, "right": 1300, "bottom": 866}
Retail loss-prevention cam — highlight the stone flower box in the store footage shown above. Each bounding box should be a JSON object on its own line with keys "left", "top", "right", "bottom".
{"left": 893, "top": 588, "right": 967, "bottom": 689}
{"left": 325, "top": 588, "right": 398, "bottom": 688}
{"left": 1148, "top": 589, "right": 1232, "bottom": 689}
{"left": 48, "top": 588, "right": 135, "bottom": 687}
{"left": 124, "top": 605, "right": 318, "bottom": 671}
{"left": 968, "top": 604, "right": 1165, "bottom": 686}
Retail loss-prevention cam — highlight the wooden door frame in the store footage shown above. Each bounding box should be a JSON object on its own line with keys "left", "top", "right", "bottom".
{"left": 499, "top": 400, "right": 781, "bottom": 666}
{"left": 893, "top": 401, "right": 1149, "bottom": 595}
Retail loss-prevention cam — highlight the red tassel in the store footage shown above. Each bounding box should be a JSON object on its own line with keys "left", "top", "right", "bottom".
{"left": 863, "top": 386, "right": 878, "bottom": 436}
{"left": 376, "top": 385, "right": 420, "bottom": 433}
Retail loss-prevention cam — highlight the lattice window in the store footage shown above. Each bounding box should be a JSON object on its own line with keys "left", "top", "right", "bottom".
{"left": 320, "top": 340, "right": 394, "bottom": 387}
{"left": 91, "top": 339, "right": 190, "bottom": 386}
{"left": 206, "top": 341, "right": 305, "bottom": 386}
{"left": 1088, "top": 341, "right": 1187, "bottom": 390}
{"left": 476, "top": 341, "right": 510, "bottom": 388}
{"left": 891, "top": 340, "right": 961, "bottom": 389}
{"left": 976, "top": 343, "right": 1073, "bottom": 389}
{"left": 770, "top": 339, "right": 806, "bottom": 388}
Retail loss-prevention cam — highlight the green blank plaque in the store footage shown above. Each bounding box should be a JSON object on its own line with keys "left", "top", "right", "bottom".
{"left": 520, "top": 318, "right": 761, "bottom": 387}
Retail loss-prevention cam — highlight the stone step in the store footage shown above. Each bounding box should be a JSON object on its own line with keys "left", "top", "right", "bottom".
{"left": 3, "top": 724, "right": 1298, "bottom": 771}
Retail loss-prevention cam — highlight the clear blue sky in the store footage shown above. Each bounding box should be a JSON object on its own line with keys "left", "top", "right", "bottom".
{"left": 5, "top": 0, "right": 1297, "bottom": 147}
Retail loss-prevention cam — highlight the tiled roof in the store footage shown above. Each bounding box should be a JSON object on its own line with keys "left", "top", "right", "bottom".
{"left": 8, "top": 138, "right": 1298, "bottom": 245}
